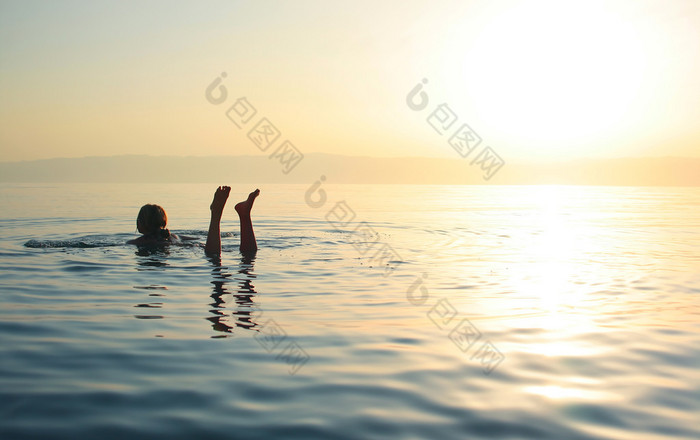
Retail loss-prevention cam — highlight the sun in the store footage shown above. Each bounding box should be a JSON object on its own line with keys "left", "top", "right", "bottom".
{"left": 456, "top": 0, "right": 649, "bottom": 158}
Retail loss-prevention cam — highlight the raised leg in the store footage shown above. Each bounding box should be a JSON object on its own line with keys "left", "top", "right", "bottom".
{"left": 235, "top": 189, "right": 260, "bottom": 253}
{"left": 205, "top": 186, "right": 231, "bottom": 255}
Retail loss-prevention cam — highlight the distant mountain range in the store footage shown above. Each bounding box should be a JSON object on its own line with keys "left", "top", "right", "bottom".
{"left": 1, "top": 154, "right": 699, "bottom": 186}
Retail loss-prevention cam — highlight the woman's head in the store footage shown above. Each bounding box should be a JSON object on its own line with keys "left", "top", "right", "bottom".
{"left": 136, "top": 204, "right": 168, "bottom": 235}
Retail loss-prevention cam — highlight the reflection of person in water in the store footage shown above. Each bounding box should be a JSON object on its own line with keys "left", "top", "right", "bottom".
{"left": 208, "top": 253, "right": 260, "bottom": 335}
{"left": 128, "top": 186, "right": 260, "bottom": 255}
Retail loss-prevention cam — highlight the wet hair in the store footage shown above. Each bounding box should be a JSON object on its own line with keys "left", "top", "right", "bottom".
{"left": 136, "top": 204, "right": 170, "bottom": 239}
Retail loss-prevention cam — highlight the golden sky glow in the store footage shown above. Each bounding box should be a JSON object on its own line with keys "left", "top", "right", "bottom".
{"left": 0, "top": 0, "right": 698, "bottom": 163}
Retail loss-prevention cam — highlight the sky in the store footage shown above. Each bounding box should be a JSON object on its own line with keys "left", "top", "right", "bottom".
{"left": 0, "top": 0, "right": 698, "bottom": 163}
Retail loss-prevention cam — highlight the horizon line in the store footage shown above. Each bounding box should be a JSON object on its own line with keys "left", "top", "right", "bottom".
{"left": 3, "top": 152, "right": 700, "bottom": 165}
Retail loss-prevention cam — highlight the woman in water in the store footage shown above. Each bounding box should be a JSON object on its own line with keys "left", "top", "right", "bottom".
{"left": 128, "top": 186, "right": 260, "bottom": 254}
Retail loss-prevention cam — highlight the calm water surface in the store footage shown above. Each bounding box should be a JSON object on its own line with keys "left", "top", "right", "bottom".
{"left": 1, "top": 183, "right": 699, "bottom": 439}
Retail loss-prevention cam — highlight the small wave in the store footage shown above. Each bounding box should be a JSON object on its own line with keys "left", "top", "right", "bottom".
{"left": 176, "top": 229, "right": 209, "bottom": 237}
{"left": 133, "top": 285, "right": 168, "bottom": 290}
{"left": 24, "top": 238, "right": 122, "bottom": 248}
{"left": 24, "top": 231, "right": 209, "bottom": 249}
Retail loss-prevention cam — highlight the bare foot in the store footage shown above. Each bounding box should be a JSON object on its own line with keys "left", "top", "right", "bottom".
{"left": 210, "top": 186, "right": 231, "bottom": 216}
{"left": 235, "top": 189, "right": 260, "bottom": 217}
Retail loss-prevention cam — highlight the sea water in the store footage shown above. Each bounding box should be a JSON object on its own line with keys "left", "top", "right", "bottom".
{"left": 1, "top": 183, "right": 699, "bottom": 439}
